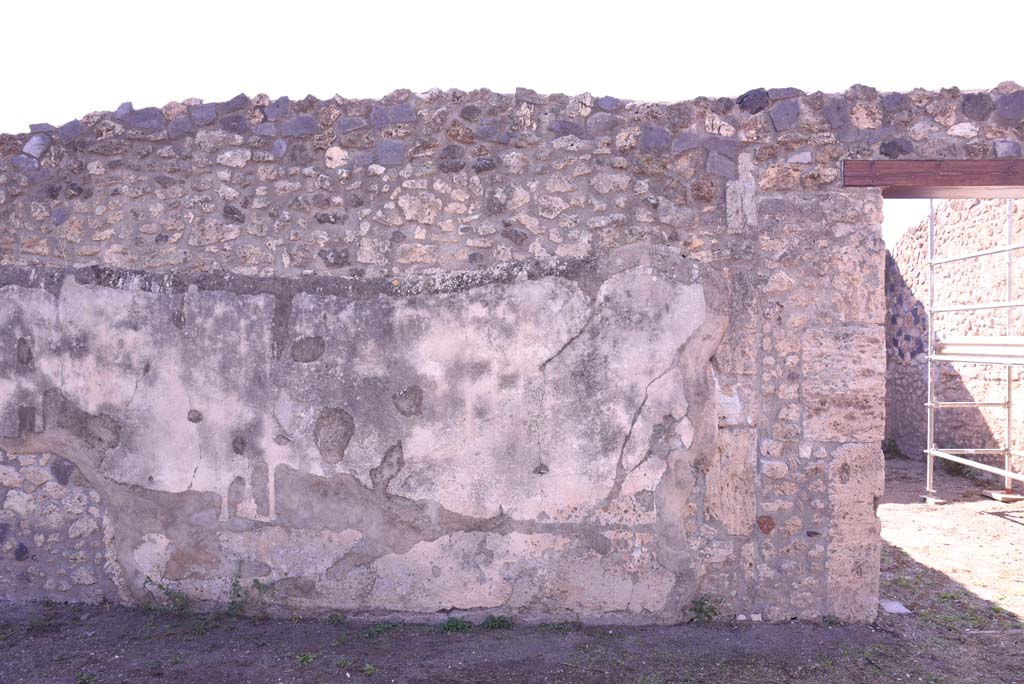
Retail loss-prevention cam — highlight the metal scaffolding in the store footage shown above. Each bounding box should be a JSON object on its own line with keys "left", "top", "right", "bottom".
{"left": 925, "top": 198, "right": 1024, "bottom": 502}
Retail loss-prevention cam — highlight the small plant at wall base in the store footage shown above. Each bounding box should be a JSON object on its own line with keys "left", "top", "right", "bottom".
{"left": 440, "top": 616, "right": 474, "bottom": 633}
{"left": 481, "top": 614, "right": 513, "bottom": 630}
{"left": 227, "top": 575, "right": 249, "bottom": 615}
{"left": 143, "top": 576, "right": 191, "bottom": 614}
{"left": 361, "top": 621, "right": 399, "bottom": 638}
{"left": 689, "top": 594, "right": 722, "bottom": 623}
{"left": 226, "top": 575, "right": 269, "bottom": 616}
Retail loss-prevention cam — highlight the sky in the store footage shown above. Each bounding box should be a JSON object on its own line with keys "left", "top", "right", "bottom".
{"left": 3, "top": 0, "right": 1019, "bottom": 246}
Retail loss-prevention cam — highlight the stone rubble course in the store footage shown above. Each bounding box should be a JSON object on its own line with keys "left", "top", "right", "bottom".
{"left": 3, "top": 82, "right": 1018, "bottom": 623}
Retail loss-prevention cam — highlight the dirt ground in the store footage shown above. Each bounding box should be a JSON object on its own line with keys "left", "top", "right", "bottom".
{"left": 1, "top": 456, "right": 1021, "bottom": 684}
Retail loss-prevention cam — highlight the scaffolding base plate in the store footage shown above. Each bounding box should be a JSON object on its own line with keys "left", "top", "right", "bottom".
{"left": 920, "top": 495, "right": 946, "bottom": 504}
{"left": 981, "top": 489, "right": 1024, "bottom": 503}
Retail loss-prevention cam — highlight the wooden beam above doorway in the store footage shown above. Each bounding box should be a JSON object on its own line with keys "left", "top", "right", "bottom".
{"left": 842, "top": 160, "right": 1024, "bottom": 199}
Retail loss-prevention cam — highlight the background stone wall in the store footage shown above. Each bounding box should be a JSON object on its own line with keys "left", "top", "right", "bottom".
{"left": 886, "top": 198, "right": 1024, "bottom": 481}
{"left": 1, "top": 82, "right": 1021, "bottom": 623}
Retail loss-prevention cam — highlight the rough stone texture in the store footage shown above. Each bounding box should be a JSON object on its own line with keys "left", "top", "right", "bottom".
{"left": 5, "top": 82, "right": 1014, "bottom": 623}
{"left": 886, "top": 199, "right": 1024, "bottom": 482}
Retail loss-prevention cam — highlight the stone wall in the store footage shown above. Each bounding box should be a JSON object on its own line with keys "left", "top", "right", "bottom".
{"left": 886, "top": 198, "right": 1024, "bottom": 481}
{"left": 1, "top": 82, "right": 1021, "bottom": 623}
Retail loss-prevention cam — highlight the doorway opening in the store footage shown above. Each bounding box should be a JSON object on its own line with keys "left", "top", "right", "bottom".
{"left": 845, "top": 160, "right": 1024, "bottom": 501}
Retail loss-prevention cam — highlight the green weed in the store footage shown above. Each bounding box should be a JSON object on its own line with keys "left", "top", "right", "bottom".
{"left": 143, "top": 575, "right": 191, "bottom": 614}
{"left": 689, "top": 594, "right": 722, "bottom": 623}
{"left": 360, "top": 621, "right": 399, "bottom": 638}
{"left": 481, "top": 614, "right": 513, "bottom": 630}
{"left": 440, "top": 616, "right": 474, "bottom": 633}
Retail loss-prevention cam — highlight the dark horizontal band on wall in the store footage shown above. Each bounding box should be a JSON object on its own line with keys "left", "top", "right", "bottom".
{"left": 843, "top": 160, "right": 1024, "bottom": 198}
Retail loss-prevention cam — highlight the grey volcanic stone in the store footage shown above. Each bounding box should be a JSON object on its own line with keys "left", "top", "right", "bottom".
{"left": 220, "top": 113, "right": 250, "bottom": 134}
{"left": 271, "top": 139, "right": 288, "bottom": 159}
{"left": 515, "top": 87, "right": 544, "bottom": 104}
{"left": 472, "top": 157, "right": 497, "bottom": 173}
{"left": 880, "top": 92, "right": 910, "bottom": 112}
{"left": 879, "top": 138, "right": 914, "bottom": 158}
{"left": 280, "top": 115, "right": 317, "bottom": 137}
{"left": 191, "top": 103, "right": 217, "bottom": 127}
{"left": 370, "top": 105, "right": 389, "bottom": 128}
{"left": 51, "top": 207, "right": 70, "bottom": 226}
{"left": 823, "top": 98, "right": 851, "bottom": 128}
{"left": 639, "top": 124, "right": 671, "bottom": 154}
{"left": 23, "top": 134, "right": 51, "bottom": 158}
{"left": 501, "top": 227, "right": 528, "bottom": 245}
{"left": 436, "top": 157, "right": 465, "bottom": 173}
{"left": 167, "top": 116, "right": 196, "bottom": 139}
{"left": 704, "top": 136, "right": 739, "bottom": 159}
{"left": 549, "top": 120, "right": 585, "bottom": 137}
{"left": 336, "top": 116, "right": 367, "bottom": 134}
{"left": 127, "top": 107, "right": 165, "bottom": 132}
{"left": 223, "top": 204, "right": 246, "bottom": 224}
{"left": 596, "top": 95, "right": 623, "bottom": 111}
{"left": 737, "top": 88, "right": 769, "bottom": 114}
{"left": 961, "top": 92, "right": 995, "bottom": 121}
{"left": 352, "top": 150, "right": 374, "bottom": 166}
{"left": 476, "top": 118, "right": 510, "bottom": 144}
{"left": 50, "top": 457, "right": 75, "bottom": 485}
{"left": 58, "top": 119, "right": 85, "bottom": 143}
{"left": 375, "top": 140, "right": 407, "bottom": 165}
{"left": 996, "top": 91, "right": 1024, "bottom": 122}
{"left": 10, "top": 155, "right": 38, "bottom": 172}
{"left": 672, "top": 133, "right": 701, "bottom": 153}
{"left": 706, "top": 152, "right": 737, "bottom": 178}
{"left": 113, "top": 102, "right": 133, "bottom": 120}
{"left": 264, "top": 97, "right": 291, "bottom": 122}
{"left": 768, "top": 87, "right": 803, "bottom": 100}
{"left": 388, "top": 103, "right": 417, "bottom": 124}
{"left": 994, "top": 139, "right": 1022, "bottom": 158}
{"left": 770, "top": 100, "right": 800, "bottom": 131}
{"left": 371, "top": 104, "right": 416, "bottom": 128}
{"left": 219, "top": 93, "right": 249, "bottom": 113}
{"left": 586, "top": 112, "right": 619, "bottom": 135}
{"left": 458, "top": 105, "right": 481, "bottom": 121}
{"left": 318, "top": 247, "right": 349, "bottom": 267}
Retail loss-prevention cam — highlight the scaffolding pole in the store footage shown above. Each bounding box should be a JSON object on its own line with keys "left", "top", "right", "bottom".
{"left": 924, "top": 198, "right": 1023, "bottom": 503}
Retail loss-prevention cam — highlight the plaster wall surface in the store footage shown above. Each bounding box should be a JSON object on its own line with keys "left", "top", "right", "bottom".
{"left": 3, "top": 82, "right": 1019, "bottom": 622}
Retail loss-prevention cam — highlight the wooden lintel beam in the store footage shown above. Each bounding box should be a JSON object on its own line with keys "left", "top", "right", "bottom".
{"left": 843, "top": 160, "right": 1024, "bottom": 196}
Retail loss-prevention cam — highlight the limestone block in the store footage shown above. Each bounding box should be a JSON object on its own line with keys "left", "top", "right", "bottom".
{"left": 825, "top": 442, "right": 883, "bottom": 622}
{"left": 705, "top": 428, "right": 756, "bottom": 535}
{"left": 803, "top": 326, "right": 885, "bottom": 442}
